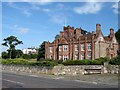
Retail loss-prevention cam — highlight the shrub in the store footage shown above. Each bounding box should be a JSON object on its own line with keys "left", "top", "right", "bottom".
{"left": 109, "top": 56, "right": 120, "bottom": 65}
{"left": 62, "top": 59, "right": 104, "bottom": 65}
{"left": 1, "top": 52, "right": 9, "bottom": 59}
{"left": 1, "top": 59, "right": 58, "bottom": 66}
{"left": 22, "top": 54, "right": 31, "bottom": 59}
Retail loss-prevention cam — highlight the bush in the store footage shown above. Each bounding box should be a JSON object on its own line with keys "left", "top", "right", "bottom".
{"left": 1, "top": 59, "right": 58, "bottom": 66}
{"left": 109, "top": 56, "right": 120, "bottom": 65}
{"left": 1, "top": 52, "right": 9, "bottom": 59}
{"left": 62, "top": 59, "right": 104, "bottom": 66}
{"left": 22, "top": 54, "right": 31, "bottom": 59}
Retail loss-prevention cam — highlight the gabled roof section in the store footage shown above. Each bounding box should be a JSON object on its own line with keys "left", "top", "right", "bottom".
{"left": 58, "top": 37, "right": 68, "bottom": 44}
{"left": 80, "top": 33, "right": 92, "bottom": 41}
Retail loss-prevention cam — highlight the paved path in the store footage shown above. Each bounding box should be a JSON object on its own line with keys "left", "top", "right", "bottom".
{"left": 1, "top": 71, "right": 118, "bottom": 89}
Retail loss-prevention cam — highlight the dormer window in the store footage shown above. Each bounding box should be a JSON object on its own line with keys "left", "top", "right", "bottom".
{"left": 100, "top": 37, "right": 103, "bottom": 41}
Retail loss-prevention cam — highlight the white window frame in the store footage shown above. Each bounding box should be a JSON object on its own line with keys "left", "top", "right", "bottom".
{"left": 63, "top": 55, "right": 68, "bottom": 60}
{"left": 88, "top": 43, "right": 92, "bottom": 51}
{"left": 81, "top": 44, "right": 84, "bottom": 51}
{"left": 81, "top": 54, "right": 85, "bottom": 60}
{"left": 50, "top": 47, "right": 52, "bottom": 53}
{"left": 75, "top": 45, "right": 79, "bottom": 51}
{"left": 50, "top": 55, "right": 52, "bottom": 59}
{"left": 59, "top": 55, "right": 62, "bottom": 60}
{"left": 59, "top": 45, "right": 62, "bottom": 51}
{"left": 75, "top": 54, "right": 78, "bottom": 60}
{"left": 64, "top": 45, "right": 68, "bottom": 51}
{"left": 87, "top": 54, "right": 92, "bottom": 60}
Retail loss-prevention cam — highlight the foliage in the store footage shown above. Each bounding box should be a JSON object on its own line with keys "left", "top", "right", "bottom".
{"left": 109, "top": 56, "right": 120, "bottom": 65}
{"left": 1, "top": 51, "right": 9, "bottom": 59}
{"left": 62, "top": 59, "right": 103, "bottom": 65}
{"left": 22, "top": 54, "right": 37, "bottom": 59}
{"left": 115, "top": 29, "right": 120, "bottom": 44}
{"left": 37, "top": 41, "right": 47, "bottom": 61}
{"left": 55, "top": 34, "right": 60, "bottom": 40}
{"left": 2, "top": 36, "right": 23, "bottom": 59}
{"left": 1, "top": 49, "right": 23, "bottom": 59}
{"left": 1, "top": 59, "right": 58, "bottom": 66}
{"left": 95, "top": 57, "right": 110, "bottom": 64}
{"left": 22, "top": 54, "right": 31, "bottom": 59}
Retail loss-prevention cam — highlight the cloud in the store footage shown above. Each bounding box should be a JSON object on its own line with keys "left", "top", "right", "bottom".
{"left": 112, "top": 2, "right": 119, "bottom": 14}
{"left": 42, "top": 8, "right": 51, "bottom": 12}
{"left": 22, "top": 10, "right": 32, "bottom": 17}
{"left": 73, "top": 2, "right": 103, "bottom": 14}
{"left": 50, "top": 14, "right": 66, "bottom": 25}
{"left": 12, "top": 25, "right": 29, "bottom": 34}
{"left": 18, "top": 28, "right": 29, "bottom": 34}
{"left": 7, "top": 2, "right": 32, "bottom": 17}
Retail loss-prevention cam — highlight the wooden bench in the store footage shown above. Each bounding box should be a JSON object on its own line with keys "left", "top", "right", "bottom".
{"left": 84, "top": 68, "right": 102, "bottom": 75}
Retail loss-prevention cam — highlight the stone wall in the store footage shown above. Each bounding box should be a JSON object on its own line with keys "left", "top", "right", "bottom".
{"left": 2, "top": 65, "right": 119, "bottom": 75}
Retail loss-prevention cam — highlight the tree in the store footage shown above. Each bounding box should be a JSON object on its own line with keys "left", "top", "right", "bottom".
{"left": 115, "top": 29, "right": 120, "bottom": 44}
{"left": 15, "top": 49, "right": 23, "bottom": 58}
{"left": 2, "top": 36, "right": 23, "bottom": 59}
{"left": 37, "top": 41, "right": 46, "bottom": 61}
{"left": 115, "top": 29, "right": 120, "bottom": 55}
{"left": 55, "top": 34, "right": 60, "bottom": 40}
{"left": 1, "top": 51, "right": 9, "bottom": 59}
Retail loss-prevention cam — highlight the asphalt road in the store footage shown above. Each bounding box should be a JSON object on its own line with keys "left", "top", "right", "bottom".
{"left": 1, "top": 72, "right": 118, "bottom": 89}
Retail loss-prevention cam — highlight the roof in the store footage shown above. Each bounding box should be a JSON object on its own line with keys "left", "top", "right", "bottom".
{"left": 104, "top": 36, "right": 112, "bottom": 41}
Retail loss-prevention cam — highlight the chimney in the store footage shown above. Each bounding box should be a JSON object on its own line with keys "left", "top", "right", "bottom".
{"left": 96, "top": 24, "right": 101, "bottom": 35}
{"left": 75, "top": 28, "right": 81, "bottom": 39}
{"left": 110, "top": 28, "right": 114, "bottom": 38}
{"left": 60, "top": 31, "right": 64, "bottom": 37}
{"left": 96, "top": 24, "right": 101, "bottom": 31}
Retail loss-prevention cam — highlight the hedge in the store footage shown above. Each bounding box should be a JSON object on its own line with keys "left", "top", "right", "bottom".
{"left": 62, "top": 59, "right": 103, "bottom": 65}
{"left": 1, "top": 59, "right": 58, "bottom": 66}
{"left": 109, "top": 56, "right": 120, "bottom": 65}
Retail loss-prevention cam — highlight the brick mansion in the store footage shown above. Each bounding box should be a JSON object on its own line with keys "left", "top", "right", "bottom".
{"left": 45, "top": 24, "right": 119, "bottom": 60}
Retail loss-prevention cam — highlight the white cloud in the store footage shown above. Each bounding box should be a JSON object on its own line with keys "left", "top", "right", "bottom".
{"left": 7, "top": 2, "right": 32, "bottom": 17}
{"left": 50, "top": 14, "right": 66, "bottom": 25}
{"left": 18, "top": 28, "right": 29, "bottom": 34}
{"left": 42, "top": 8, "right": 51, "bottom": 12}
{"left": 112, "top": 2, "right": 119, "bottom": 14}
{"left": 12, "top": 25, "right": 29, "bottom": 34}
{"left": 22, "top": 10, "right": 32, "bottom": 17}
{"left": 73, "top": 2, "right": 103, "bottom": 14}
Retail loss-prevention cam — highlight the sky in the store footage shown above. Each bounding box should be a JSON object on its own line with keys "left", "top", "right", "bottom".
{"left": 1, "top": 1, "right": 119, "bottom": 52}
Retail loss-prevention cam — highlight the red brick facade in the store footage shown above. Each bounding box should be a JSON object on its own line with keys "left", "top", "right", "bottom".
{"left": 45, "top": 24, "right": 119, "bottom": 60}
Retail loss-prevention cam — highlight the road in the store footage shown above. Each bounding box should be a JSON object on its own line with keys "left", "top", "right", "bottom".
{"left": 1, "top": 72, "right": 118, "bottom": 89}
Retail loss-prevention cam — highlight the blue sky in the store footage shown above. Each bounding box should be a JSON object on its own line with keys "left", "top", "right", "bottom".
{"left": 2, "top": 1, "right": 118, "bottom": 51}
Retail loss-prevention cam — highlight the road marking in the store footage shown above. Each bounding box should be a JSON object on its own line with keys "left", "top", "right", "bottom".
{"left": 75, "top": 80, "right": 97, "bottom": 84}
{"left": 53, "top": 77, "right": 64, "bottom": 80}
{"left": 29, "top": 75, "right": 39, "bottom": 77}
{"left": 3, "top": 79, "right": 24, "bottom": 85}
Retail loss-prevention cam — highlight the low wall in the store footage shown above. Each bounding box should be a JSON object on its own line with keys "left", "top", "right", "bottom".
{"left": 2, "top": 65, "right": 119, "bottom": 75}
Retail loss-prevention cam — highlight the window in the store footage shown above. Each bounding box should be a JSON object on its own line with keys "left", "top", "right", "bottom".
{"left": 81, "top": 44, "right": 84, "bottom": 51}
{"left": 75, "top": 54, "right": 78, "bottom": 60}
{"left": 75, "top": 45, "right": 79, "bottom": 51}
{"left": 50, "top": 55, "right": 52, "bottom": 59}
{"left": 100, "top": 37, "right": 103, "bottom": 41}
{"left": 81, "top": 54, "right": 85, "bottom": 60}
{"left": 64, "top": 45, "right": 68, "bottom": 51}
{"left": 50, "top": 47, "right": 52, "bottom": 53}
{"left": 63, "top": 55, "right": 68, "bottom": 60}
{"left": 88, "top": 54, "right": 92, "bottom": 60}
{"left": 59, "top": 55, "right": 62, "bottom": 60}
{"left": 59, "top": 45, "right": 62, "bottom": 51}
{"left": 88, "top": 43, "right": 92, "bottom": 51}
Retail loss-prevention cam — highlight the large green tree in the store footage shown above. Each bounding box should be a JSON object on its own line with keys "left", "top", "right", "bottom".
{"left": 2, "top": 36, "right": 23, "bottom": 59}
{"left": 115, "top": 29, "right": 120, "bottom": 55}
{"left": 37, "top": 41, "right": 47, "bottom": 61}
{"left": 115, "top": 29, "right": 120, "bottom": 44}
